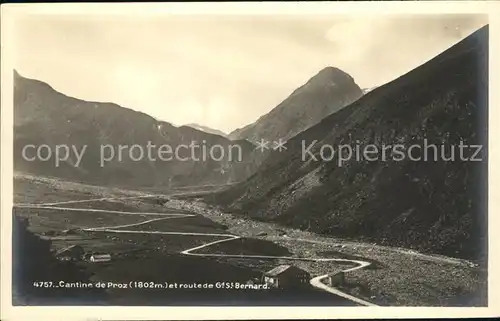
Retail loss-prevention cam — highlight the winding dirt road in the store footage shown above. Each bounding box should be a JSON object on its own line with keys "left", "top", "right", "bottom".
{"left": 15, "top": 195, "right": 376, "bottom": 307}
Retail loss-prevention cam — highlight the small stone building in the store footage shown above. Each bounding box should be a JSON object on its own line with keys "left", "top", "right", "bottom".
{"left": 89, "top": 253, "right": 111, "bottom": 263}
{"left": 323, "top": 271, "right": 346, "bottom": 287}
{"left": 262, "top": 265, "right": 310, "bottom": 289}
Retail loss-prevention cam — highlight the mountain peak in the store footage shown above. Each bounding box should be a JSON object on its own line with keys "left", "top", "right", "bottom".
{"left": 306, "top": 66, "right": 356, "bottom": 87}
{"left": 317, "top": 66, "right": 346, "bottom": 75}
{"left": 229, "top": 66, "right": 362, "bottom": 142}
{"left": 14, "top": 69, "right": 23, "bottom": 80}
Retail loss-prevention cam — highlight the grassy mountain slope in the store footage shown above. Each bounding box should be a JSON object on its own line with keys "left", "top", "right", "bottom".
{"left": 212, "top": 26, "right": 488, "bottom": 262}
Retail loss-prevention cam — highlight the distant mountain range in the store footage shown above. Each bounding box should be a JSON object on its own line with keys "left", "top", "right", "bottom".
{"left": 14, "top": 66, "right": 365, "bottom": 188}
{"left": 13, "top": 72, "right": 256, "bottom": 187}
{"left": 211, "top": 26, "right": 489, "bottom": 262}
{"left": 185, "top": 123, "right": 228, "bottom": 138}
{"left": 228, "top": 67, "right": 363, "bottom": 142}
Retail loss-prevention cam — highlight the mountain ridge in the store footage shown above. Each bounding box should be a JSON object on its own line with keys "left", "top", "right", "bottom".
{"left": 13, "top": 72, "right": 256, "bottom": 187}
{"left": 184, "top": 123, "right": 228, "bottom": 138}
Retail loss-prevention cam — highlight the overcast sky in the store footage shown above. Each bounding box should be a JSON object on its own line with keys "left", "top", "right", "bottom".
{"left": 14, "top": 14, "right": 487, "bottom": 133}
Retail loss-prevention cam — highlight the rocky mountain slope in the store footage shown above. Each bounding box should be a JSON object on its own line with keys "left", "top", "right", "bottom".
{"left": 13, "top": 73, "right": 256, "bottom": 187}
{"left": 211, "top": 26, "right": 489, "bottom": 262}
{"left": 228, "top": 67, "right": 363, "bottom": 142}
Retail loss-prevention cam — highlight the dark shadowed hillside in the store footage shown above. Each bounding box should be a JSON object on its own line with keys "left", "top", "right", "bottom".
{"left": 212, "top": 26, "right": 488, "bottom": 262}
{"left": 12, "top": 215, "right": 107, "bottom": 305}
{"left": 228, "top": 67, "right": 363, "bottom": 142}
{"left": 13, "top": 74, "right": 256, "bottom": 187}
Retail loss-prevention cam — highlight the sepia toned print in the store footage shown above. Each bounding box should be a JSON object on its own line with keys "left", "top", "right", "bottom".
{"left": 1, "top": 2, "right": 499, "bottom": 320}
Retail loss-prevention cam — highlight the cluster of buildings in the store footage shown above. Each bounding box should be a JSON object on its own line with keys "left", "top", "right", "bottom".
{"left": 55, "top": 245, "right": 111, "bottom": 263}
{"left": 54, "top": 247, "right": 342, "bottom": 290}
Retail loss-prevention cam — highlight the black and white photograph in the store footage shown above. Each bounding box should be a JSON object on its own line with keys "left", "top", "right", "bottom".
{"left": 1, "top": 1, "right": 499, "bottom": 320}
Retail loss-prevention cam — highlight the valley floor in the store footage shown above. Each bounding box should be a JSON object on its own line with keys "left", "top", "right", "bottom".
{"left": 12, "top": 173, "right": 487, "bottom": 306}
